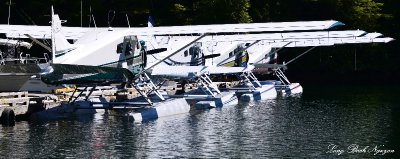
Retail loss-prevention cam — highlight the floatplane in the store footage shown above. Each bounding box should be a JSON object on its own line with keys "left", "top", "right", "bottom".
{"left": 0, "top": 7, "right": 346, "bottom": 121}
{"left": 0, "top": 7, "right": 393, "bottom": 121}
{"left": 145, "top": 27, "right": 393, "bottom": 98}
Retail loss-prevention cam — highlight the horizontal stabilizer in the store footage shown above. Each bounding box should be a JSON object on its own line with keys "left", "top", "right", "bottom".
{"left": 203, "top": 54, "right": 221, "bottom": 59}
{"left": 40, "top": 64, "right": 135, "bottom": 85}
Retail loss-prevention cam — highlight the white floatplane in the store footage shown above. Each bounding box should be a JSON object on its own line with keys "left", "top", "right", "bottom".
{"left": 141, "top": 30, "right": 393, "bottom": 99}
{"left": 0, "top": 7, "right": 348, "bottom": 120}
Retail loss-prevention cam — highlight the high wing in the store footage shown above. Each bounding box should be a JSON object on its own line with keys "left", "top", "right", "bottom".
{"left": 0, "top": 20, "right": 343, "bottom": 39}
{"left": 150, "top": 30, "right": 368, "bottom": 43}
{"left": 126, "top": 20, "right": 343, "bottom": 35}
{"left": 266, "top": 33, "right": 394, "bottom": 48}
{"left": 0, "top": 25, "right": 86, "bottom": 39}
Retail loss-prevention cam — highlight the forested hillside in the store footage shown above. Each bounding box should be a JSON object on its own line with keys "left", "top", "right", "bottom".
{"left": 0, "top": 0, "right": 399, "bottom": 82}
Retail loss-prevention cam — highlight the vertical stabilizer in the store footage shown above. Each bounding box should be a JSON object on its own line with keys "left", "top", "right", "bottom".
{"left": 51, "top": 6, "right": 56, "bottom": 62}
{"left": 147, "top": 16, "right": 159, "bottom": 49}
{"left": 51, "top": 6, "right": 74, "bottom": 60}
{"left": 147, "top": 16, "right": 155, "bottom": 27}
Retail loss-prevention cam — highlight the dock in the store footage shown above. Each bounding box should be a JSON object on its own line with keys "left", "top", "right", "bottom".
{"left": 0, "top": 80, "right": 292, "bottom": 126}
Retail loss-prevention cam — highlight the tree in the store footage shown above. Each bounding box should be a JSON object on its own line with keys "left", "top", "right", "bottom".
{"left": 193, "top": 0, "right": 252, "bottom": 24}
{"left": 336, "top": 0, "right": 387, "bottom": 30}
{"left": 248, "top": 0, "right": 270, "bottom": 22}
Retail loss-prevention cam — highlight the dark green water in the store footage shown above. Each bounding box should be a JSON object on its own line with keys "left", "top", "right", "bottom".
{"left": 0, "top": 85, "right": 399, "bottom": 158}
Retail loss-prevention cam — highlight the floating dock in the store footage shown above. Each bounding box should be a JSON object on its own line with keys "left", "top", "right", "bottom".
{"left": 0, "top": 91, "right": 59, "bottom": 126}
{"left": 0, "top": 80, "right": 285, "bottom": 126}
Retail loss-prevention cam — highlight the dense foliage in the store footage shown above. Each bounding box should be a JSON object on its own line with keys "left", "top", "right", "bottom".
{"left": 0, "top": 0, "right": 399, "bottom": 75}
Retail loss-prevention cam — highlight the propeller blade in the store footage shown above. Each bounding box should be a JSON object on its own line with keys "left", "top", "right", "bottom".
{"left": 203, "top": 54, "right": 221, "bottom": 59}
{"left": 146, "top": 48, "right": 167, "bottom": 55}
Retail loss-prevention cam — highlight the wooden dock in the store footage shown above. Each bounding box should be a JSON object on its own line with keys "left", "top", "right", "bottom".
{"left": 0, "top": 81, "right": 241, "bottom": 126}
{"left": 0, "top": 92, "right": 30, "bottom": 126}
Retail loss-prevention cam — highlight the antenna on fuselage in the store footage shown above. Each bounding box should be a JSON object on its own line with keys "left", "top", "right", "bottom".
{"left": 126, "top": 14, "right": 131, "bottom": 28}
{"left": 107, "top": 10, "right": 115, "bottom": 29}
{"left": 51, "top": 6, "right": 56, "bottom": 62}
{"left": 88, "top": 6, "right": 91, "bottom": 28}
{"left": 80, "top": 0, "right": 82, "bottom": 27}
{"left": 7, "top": 0, "right": 11, "bottom": 25}
{"left": 92, "top": 14, "right": 97, "bottom": 29}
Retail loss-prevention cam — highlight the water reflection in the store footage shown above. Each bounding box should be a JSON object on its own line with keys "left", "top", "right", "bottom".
{"left": 0, "top": 86, "right": 398, "bottom": 158}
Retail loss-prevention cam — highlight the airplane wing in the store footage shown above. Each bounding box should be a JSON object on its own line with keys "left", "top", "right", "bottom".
{"left": 0, "top": 20, "right": 343, "bottom": 39}
{"left": 267, "top": 34, "right": 394, "bottom": 48}
{"left": 127, "top": 20, "right": 343, "bottom": 35}
{"left": 0, "top": 24, "right": 87, "bottom": 39}
{"left": 153, "top": 30, "right": 367, "bottom": 43}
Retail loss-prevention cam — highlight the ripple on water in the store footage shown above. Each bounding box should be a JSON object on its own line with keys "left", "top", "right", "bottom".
{"left": 0, "top": 85, "right": 399, "bottom": 158}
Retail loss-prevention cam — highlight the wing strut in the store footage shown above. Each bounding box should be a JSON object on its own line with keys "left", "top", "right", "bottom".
{"left": 24, "top": 34, "right": 52, "bottom": 52}
{"left": 132, "top": 34, "right": 208, "bottom": 102}
{"left": 253, "top": 41, "right": 293, "bottom": 64}
{"left": 285, "top": 46, "right": 317, "bottom": 65}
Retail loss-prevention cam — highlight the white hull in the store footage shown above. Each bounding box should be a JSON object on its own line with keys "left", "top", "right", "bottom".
{"left": 282, "top": 83, "right": 303, "bottom": 96}
{"left": 129, "top": 98, "right": 190, "bottom": 122}
{"left": 238, "top": 84, "right": 277, "bottom": 102}
{"left": 195, "top": 91, "right": 238, "bottom": 109}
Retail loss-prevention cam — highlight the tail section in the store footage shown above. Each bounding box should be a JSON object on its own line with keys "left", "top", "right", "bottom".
{"left": 147, "top": 16, "right": 160, "bottom": 49}
{"left": 145, "top": 16, "right": 163, "bottom": 65}
{"left": 51, "top": 7, "right": 75, "bottom": 60}
{"left": 148, "top": 16, "right": 155, "bottom": 27}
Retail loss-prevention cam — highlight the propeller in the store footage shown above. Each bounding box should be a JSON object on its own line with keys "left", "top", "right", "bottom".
{"left": 202, "top": 53, "right": 220, "bottom": 59}
{"left": 146, "top": 48, "right": 167, "bottom": 55}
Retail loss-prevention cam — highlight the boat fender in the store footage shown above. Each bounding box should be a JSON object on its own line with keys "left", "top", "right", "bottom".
{"left": 0, "top": 108, "right": 15, "bottom": 126}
